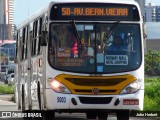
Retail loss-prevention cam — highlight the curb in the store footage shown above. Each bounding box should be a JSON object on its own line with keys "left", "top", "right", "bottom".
{"left": 0, "top": 94, "right": 14, "bottom": 101}
{"left": 0, "top": 99, "right": 16, "bottom": 106}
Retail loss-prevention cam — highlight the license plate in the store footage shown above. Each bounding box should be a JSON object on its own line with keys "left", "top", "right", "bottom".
{"left": 123, "top": 99, "right": 139, "bottom": 105}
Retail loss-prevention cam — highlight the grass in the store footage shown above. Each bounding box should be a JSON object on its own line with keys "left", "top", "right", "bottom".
{"left": 144, "top": 77, "right": 160, "bottom": 111}
{"left": 0, "top": 84, "right": 14, "bottom": 94}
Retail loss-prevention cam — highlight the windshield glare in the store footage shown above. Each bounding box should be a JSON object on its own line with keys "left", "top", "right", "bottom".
{"left": 48, "top": 23, "right": 141, "bottom": 73}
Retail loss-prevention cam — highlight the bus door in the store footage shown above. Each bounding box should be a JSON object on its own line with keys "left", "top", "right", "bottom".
{"left": 29, "top": 16, "right": 46, "bottom": 110}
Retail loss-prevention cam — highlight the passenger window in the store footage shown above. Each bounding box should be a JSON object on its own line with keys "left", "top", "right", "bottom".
{"left": 37, "top": 16, "right": 45, "bottom": 55}
{"left": 32, "top": 21, "right": 38, "bottom": 56}
{"left": 24, "top": 27, "right": 28, "bottom": 59}
{"left": 22, "top": 28, "right": 25, "bottom": 60}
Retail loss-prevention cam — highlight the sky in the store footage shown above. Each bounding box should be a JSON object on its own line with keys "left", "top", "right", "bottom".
{"left": 14, "top": 0, "right": 52, "bottom": 25}
{"left": 14, "top": 0, "right": 160, "bottom": 26}
{"left": 146, "top": 0, "right": 160, "bottom": 5}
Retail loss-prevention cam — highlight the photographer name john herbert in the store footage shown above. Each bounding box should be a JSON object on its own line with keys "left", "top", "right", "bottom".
{"left": 136, "top": 112, "right": 158, "bottom": 117}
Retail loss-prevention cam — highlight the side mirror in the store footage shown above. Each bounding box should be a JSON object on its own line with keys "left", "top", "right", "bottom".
{"left": 143, "top": 23, "right": 147, "bottom": 39}
{"left": 143, "top": 23, "right": 147, "bottom": 53}
{"left": 41, "top": 31, "right": 48, "bottom": 46}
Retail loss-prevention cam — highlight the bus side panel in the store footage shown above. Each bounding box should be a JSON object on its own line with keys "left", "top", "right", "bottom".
{"left": 30, "top": 56, "right": 39, "bottom": 109}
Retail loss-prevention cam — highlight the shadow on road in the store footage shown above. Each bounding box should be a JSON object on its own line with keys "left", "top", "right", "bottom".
{"left": 55, "top": 118, "right": 85, "bottom": 120}
{"left": 55, "top": 114, "right": 86, "bottom": 120}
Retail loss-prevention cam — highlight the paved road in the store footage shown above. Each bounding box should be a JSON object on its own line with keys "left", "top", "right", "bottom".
{"left": 0, "top": 99, "right": 158, "bottom": 120}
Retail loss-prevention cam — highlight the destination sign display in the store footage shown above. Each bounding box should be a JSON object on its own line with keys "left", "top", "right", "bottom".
{"left": 61, "top": 7, "right": 128, "bottom": 17}
{"left": 50, "top": 3, "right": 140, "bottom": 21}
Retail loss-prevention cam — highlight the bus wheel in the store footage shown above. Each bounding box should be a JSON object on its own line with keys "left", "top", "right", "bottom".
{"left": 86, "top": 111, "right": 97, "bottom": 119}
{"left": 97, "top": 112, "right": 108, "bottom": 120}
{"left": 116, "top": 110, "right": 129, "bottom": 120}
{"left": 43, "top": 110, "right": 55, "bottom": 120}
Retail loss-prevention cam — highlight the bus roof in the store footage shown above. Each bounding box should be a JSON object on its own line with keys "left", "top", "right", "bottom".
{"left": 17, "top": 6, "right": 48, "bottom": 29}
{"left": 17, "top": 0, "right": 140, "bottom": 29}
{"left": 50, "top": 0, "right": 137, "bottom": 4}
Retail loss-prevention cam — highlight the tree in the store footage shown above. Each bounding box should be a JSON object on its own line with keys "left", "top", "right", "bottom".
{"left": 145, "top": 49, "right": 160, "bottom": 75}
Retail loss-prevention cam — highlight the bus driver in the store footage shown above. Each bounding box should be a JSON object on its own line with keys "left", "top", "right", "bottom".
{"left": 108, "top": 35, "right": 127, "bottom": 51}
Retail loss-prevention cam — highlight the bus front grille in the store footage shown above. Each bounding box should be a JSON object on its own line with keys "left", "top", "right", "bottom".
{"left": 54, "top": 74, "right": 137, "bottom": 95}
{"left": 79, "top": 97, "right": 112, "bottom": 104}
{"left": 65, "top": 78, "right": 126, "bottom": 86}
{"left": 75, "top": 89, "right": 117, "bottom": 94}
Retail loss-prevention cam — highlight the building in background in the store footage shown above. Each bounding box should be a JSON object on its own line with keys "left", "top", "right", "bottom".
{"left": 145, "top": 5, "right": 160, "bottom": 22}
{"left": 135, "top": 0, "right": 146, "bottom": 19}
{"left": 145, "top": 3, "right": 160, "bottom": 22}
{"left": 135, "top": 0, "right": 160, "bottom": 52}
{"left": 0, "top": 0, "right": 15, "bottom": 73}
{"left": 135, "top": 0, "right": 160, "bottom": 22}
{"left": 0, "top": 0, "right": 5, "bottom": 24}
{"left": 0, "top": 0, "right": 14, "bottom": 40}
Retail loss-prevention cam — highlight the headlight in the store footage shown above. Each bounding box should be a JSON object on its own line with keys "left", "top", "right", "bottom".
{"left": 48, "top": 78, "right": 71, "bottom": 94}
{"left": 120, "top": 79, "right": 143, "bottom": 94}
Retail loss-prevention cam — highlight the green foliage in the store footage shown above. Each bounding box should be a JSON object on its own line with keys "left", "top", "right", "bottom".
{"left": 145, "top": 49, "right": 160, "bottom": 75}
{"left": 144, "top": 77, "right": 160, "bottom": 111}
{"left": 0, "top": 85, "right": 14, "bottom": 94}
{"left": 144, "top": 96, "right": 157, "bottom": 111}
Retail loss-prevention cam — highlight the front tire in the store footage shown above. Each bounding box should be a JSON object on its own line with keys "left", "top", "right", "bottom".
{"left": 86, "top": 111, "right": 97, "bottom": 119}
{"left": 42, "top": 110, "right": 55, "bottom": 120}
{"left": 116, "top": 110, "right": 130, "bottom": 120}
{"left": 97, "top": 112, "right": 108, "bottom": 120}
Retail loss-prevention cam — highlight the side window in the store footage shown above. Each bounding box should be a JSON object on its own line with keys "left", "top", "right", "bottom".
{"left": 25, "top": 26, "right": 28, "bottom": 59}
{"left": 19, "top": 29, "right": 23, "bottom": 61}
{"left": 37, "top": 16, "right": 45, "bottom": 55}
{"left": 15, "top": 31, "right": 19, "bottom": 60}
{"left": 37, "top": 18, "right": 42, "bottom": 55}
{"left": 29, "top": 30, "right": 33, "bottom": 52}
{"left": 22, "top": 28, "right": 26, "bottom": 60}
{"left": 21, "top": 26, "right": 28, "bottom": 60}
{"left": 35, "top": 20, "right": 40, "bottom": 55}
{"left": 32, "top": 21, "right": 38, "bottom": 56}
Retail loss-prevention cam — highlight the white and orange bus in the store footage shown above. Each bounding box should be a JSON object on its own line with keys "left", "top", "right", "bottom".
{"left": 15, "top": 0, "right": 144, "bottom": 120}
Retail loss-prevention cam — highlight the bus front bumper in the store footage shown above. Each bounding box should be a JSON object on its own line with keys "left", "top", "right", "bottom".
{"left": 45, "top": 89, "right": 144, "bottom": 111}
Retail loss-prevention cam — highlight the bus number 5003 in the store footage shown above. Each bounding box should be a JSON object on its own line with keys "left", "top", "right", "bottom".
{"left": 57, "top": 97, "right": 66, "bottom": 103}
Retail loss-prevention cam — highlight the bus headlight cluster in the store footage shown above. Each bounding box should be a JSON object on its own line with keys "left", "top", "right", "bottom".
{"left": 48, "top": 78, "right": 71, "bottom": 94}
{"left": 120, "top": 79, "right": 143, "bottom": 94}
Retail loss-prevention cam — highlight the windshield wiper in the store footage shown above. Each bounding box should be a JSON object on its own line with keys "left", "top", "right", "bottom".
{"left": 104, "top": 21, "right": 120, "bottom": 44}
{"left": 70, "top": 20, "right": 82, "bottom": 46}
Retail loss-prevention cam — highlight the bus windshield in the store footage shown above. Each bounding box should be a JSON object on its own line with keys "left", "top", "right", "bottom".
{"left": 48, "top": 22, "right": 141, "bottom": 73}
